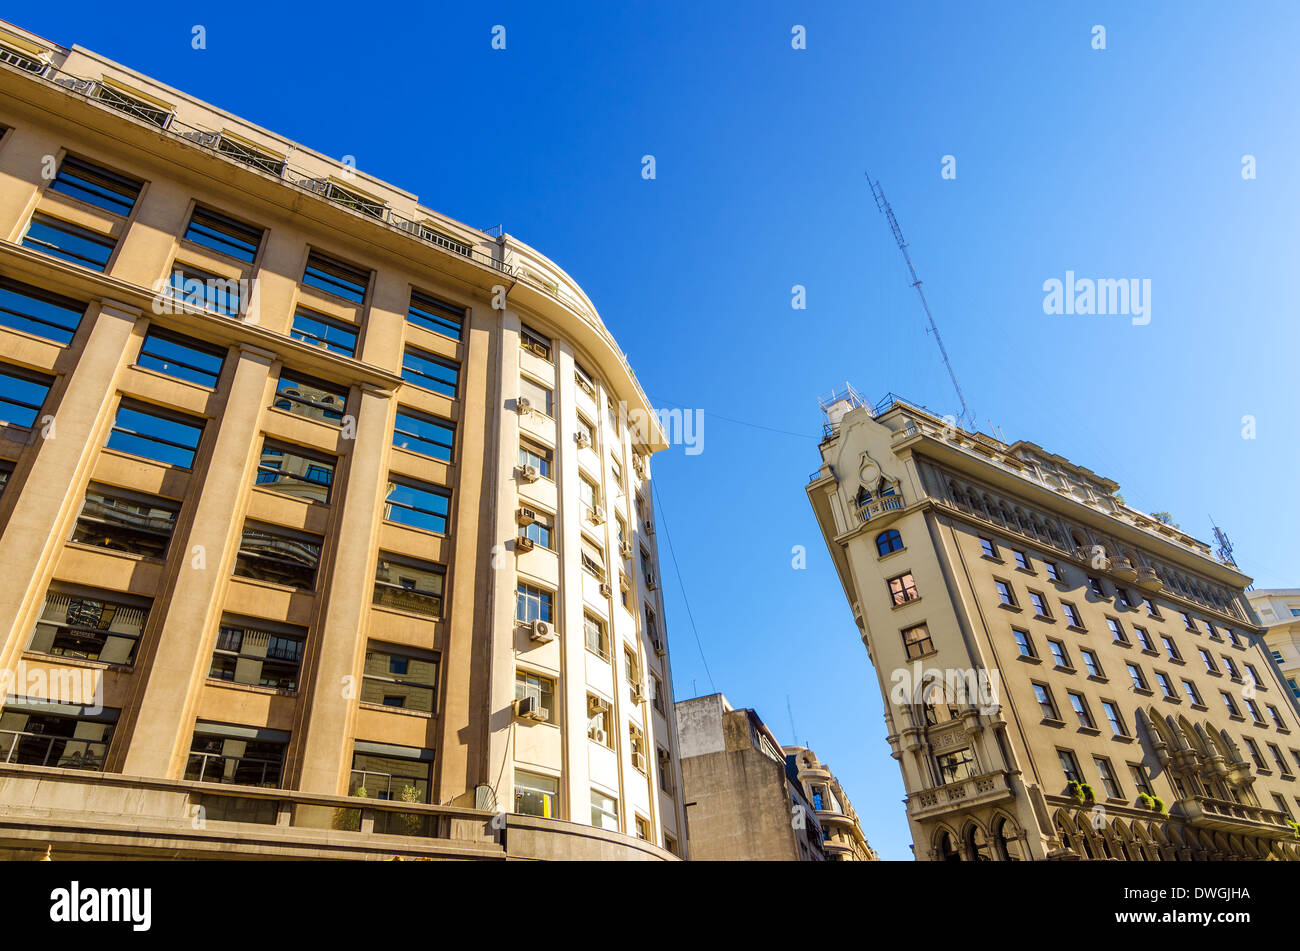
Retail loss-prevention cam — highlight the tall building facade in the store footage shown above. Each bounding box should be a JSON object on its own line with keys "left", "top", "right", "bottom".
{"left": 676, "top": 693, "right": 825, "bottom": 861}
{"left": 807, "top": 387, "right": 1300, "bottom": 861}
{"left": 1248, "top": 590, "right": 1300, "bottom": 703}
{"left": 0, "top": 20, "right": 685, "bottom": 860}
{"left": 783, "top": 745, "right": 879, "bottom": 860}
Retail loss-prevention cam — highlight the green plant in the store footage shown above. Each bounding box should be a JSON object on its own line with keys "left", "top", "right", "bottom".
{"left": 1137, "top": 793, "right": 1155, "bottom": 810}
{"left": 332, "top": 785, "right": 367, "bottom": 831}
{"left": 1066, "top": 781, "right": 1096, "bottom": 805}
{"left": 1287, "top": 819, "right": 1299, "bottom": 840}
{"left": 1152, "top": 512, "right": 1180, "bottom": 529}
{"left": 1151, "top": 795, "right": 1167, "bottom": 815}
{"left": 398, "top": 784, "right": 423, "bottom": 836}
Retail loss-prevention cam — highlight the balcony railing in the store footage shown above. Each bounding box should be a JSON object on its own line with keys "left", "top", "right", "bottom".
{"left": 907, "top": 770, "right": 1015, "bottom": 820}
{"left": 858, "top": 494, "right": 904, "bottom": 522}
{"left": 1179, "top": 794, "right": 1294, "bottom": 838}
{"left": 0, "top": 730, "right": 107, "bottom": 771}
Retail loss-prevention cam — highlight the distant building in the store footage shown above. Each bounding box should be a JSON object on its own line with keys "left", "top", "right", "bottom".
{"left": 676, "top": 693, "right": 825, "bottom": 860}
{"left": 784, "top": 746, "right": 879, "bottom": 860}
{"left": 1247, "top": 590, "right": 1300, "bottom": 703}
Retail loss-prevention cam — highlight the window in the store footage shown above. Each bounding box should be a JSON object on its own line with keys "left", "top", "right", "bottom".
{"left": 0, "top": 363, "right": 52, "bottom": 431}
{"left": 577, "top": 415, "right": 596, "bottom": 450}
{"left": 591, "top": 789, "right": 619, "bottom": 831}
{"left": 901, "top": 623, "right": 934, "bottom": 659}
{"left": 209, "top": 619, "right": 305, "bottom": 691}
{"left": 1290, "top": 679, "right": 1300, "bottom": 699}
{"left": 936, "top": 747, "right": 976, "bottom": 784}
{"left": 1160, "top": 635, "right": 1181, "bottom": 662}
{"left": 1068, "top": 692, "right": 1094, "bottom": 728}
{"left": 1245, "top": 664, "right": 1262, "bottom": 690}
{"left": 183, "top": 206, "right": 262, "bottom": 262}
{"left": 1143, "top": 598, "right": 1161, "bottom": 618}
{"left": 581, "top": 537, "right": 606, "bottom": 581}
{"left": 876, "top": 529, "right": 903, "bottom": 556}
{"left": 1135, "top": 626, "right": 1154, "bottom": 651}
{"left": 402, "top": 347, "right": 459, "bottom": 396}
{"left": 255, "top": 441, "right": 335, "bottom": 504}
{"left": 520, "top": 324, "right": 552, "bottom": 360}
{"left": 1205, "top": 621, "right": 1219, "bottom": 639}
{"left": 574, "top": 361, "right": 596, "bottom": 397}
{"left": 1048, "top": 638, "right": 1070, "bottom": 668}
{"left": 980, "top": 537, "right": 998, "bottom": 558}
{"left": 1081, "top": 649, "right": 1102, "bottom": 678}
{"left": 373, "top": 553, "right": 445, "bottom": 618}
{"left": 71, "top": 483, "right": 178, "bottom": 558}
{"left": 387, "top": 409, "right": 456, "bottom": 464}
{"left": 1088, "top": 576, "right": 1106, "bottom": 597}
{"left": 1200, "top": 649, "right": 1218, "bottom": 674}
{"left": 1154, "top": 672, "right": 1176, "bottom": 699}
{"left": 169, "top": 262, "right": 242, "bottom": 317}
{"left": 107, "top": 400, "right": 203, "bottom": 468}
{"left": 624, "top": 647, "right": 639, "bottom": 684}
{"left": 518, "top": 375, "right": 553, "bottom": 416}
{"left": 629, "top": 725, "right": 647, "bottom": 771}
{"left": 1247, "top": 699, "right": 1265, "bottom": 725}
{"left": 274, "top": 369, "right": 348, "bottom": 424}
{"left": 185, "top": 722, "right": 288, "bottom": 788}
{"left": 23, "top": 213, "right": 115, "bottom": 270}
{"left": 1222, "top": 692, "right": 1241, "bottom": 718}
{"left": 48, "top": 155, "right": 141, "bottom": 214}
{"left": 350, "top": 742, "right": 435, "bottom": 804}
{"left": 606, "top": 397, "right": 620, "bottom": 436}
{"left": 137, "top": 327, "right": 225, "bottom": 388}
{"left": 1179, "top": 612, "right": 1195, "bottom": 631}
{"left": 1062, "top": 602, "right": 1083, "bottom": 628}
{"left": 383, "top": 477, "right": 450, "bottom": 534}
{"left": 233, "top": 521, "right": 323, "bottom": 589}
{"left": 1268, "top": 705, "right": 1286, "bottom": 730}
{"left": 514, "top": 770, "right": 558, "bottom": 817}
{"left": 651, "top": 672, "right": 665, "bottom": 715}
{"left": 1033, "top": 683, "right": 1060, "bottom": 720}
{"left": 1106, "top": 617, "right": 1128, "bottom": 644}
{"left": 587, "top": 697, "right": 612, "bottom": 744}
{"left": 516, "top": 670, "right": 555, "bottom": 721}
{"left": 407, "top": 290, "right": 463, "bottom": 340}
{"left": 1057, "top": 748, "right": 1081, "bottom": 784}
{"left": 0, "top": 277, "right": 85, "bottom": 344}
{"left": 302, "top": 250, "right": 369, "bottom": 303}
{"left": 1224, "top": 657, "right": 1241, "bottom": 681}
{"left": 1013, "top": 550, "right": 1030, "bottom": 570}
{"left": 1129, "top": 763, "right": 1154, "bottom": 796}
{"left": 519, "top": 507, "right": 554, "bottom": 550}
{"left": 216, "top": 134, "right": 285, "bottom": 175}
{"left": 518, "top": 439, "right": 552, "bottom": 478}
{"left": 1181, "top": 679, "right": 1203, "bottom": 706}
{"left": 0, "top": 461, "right": 12, "bottom": 499}
{"left": 361, "top": 643, "right": 439, "bottom": 712}
{"left": 516, "top": 583, "right": 553, "bottom": 624}
{"left": 95, "top": 83, "right": 170, "bottom": 127}
{"left": 0, "top": 701, "right": 118, "bottom": 772}
{"left": 1101, "top": 700, "right": 1126, "bottom": 736}
{"left": 1029, "top": 591, "right": 1051, "bottom": 618}
{"left": 584, "top": 613, "right": 608, "bottom": 659}
{"left": 1013, "top": 628, "right": 1035, "bottom": 658}
{"left": 1044, "top": 560, "right": 1061, "bottom": 582}
{"left": 27, "top": 588, "right": 149, "bottom": 665}
{"left": 888, "top": 572, "right": 919, "bottom": 605}
{"left": 1244, "top": 737, "right": 1267, "bottom": 770}
{"left": 1116, "top": 587, "right": 1134, "bottom": 608}
{"left": 1094, "top": 757, "right": 1122, "bottom": 799}
{"left": 1271, "top": 743, "right": 1291, "bottom": 776}
{"left": 994, "top": 580, "right": 1017, "bottom": 607}
{"left": 579, "top": 475, "right": 600, "bottom": 514}
{"left": 635, "top": 815, "right": 651, "bottom": 840}
{"left": 1227, "top": 628, "right": 1241, "bottom": 647}
{"left": 290, "top": 308, "right": 358, "bottom": 357}
{"left": 1127, "top": 663, "right": 1148, "bottom": 691}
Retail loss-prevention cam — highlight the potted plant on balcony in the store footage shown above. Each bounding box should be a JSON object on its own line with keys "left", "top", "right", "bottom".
{"left": 1137, "top": 793, "right": 1168, "bottom": 815}
{"left": 333, "top": 785, "right": 367, "bottom": 831}
{"left": 1067, "top": 781, "right": 1097, "bottom": 806}
{"left": 1288, "top": 819, "right": 1300, "bottom": 840}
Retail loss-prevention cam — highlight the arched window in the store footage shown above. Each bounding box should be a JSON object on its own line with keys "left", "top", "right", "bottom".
{"left": 937, "top": 830, "right": 961, "bottom": 861}
{"left": 875, "top": 529, "right": 903, "bottom": 556}
{"left": 993, "top": 817, "right": 1022, "bottom": 861}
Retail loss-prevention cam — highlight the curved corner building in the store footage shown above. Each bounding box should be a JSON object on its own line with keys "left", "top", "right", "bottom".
{"left": 0, "top": 19, "right": 686, "bottom": 860}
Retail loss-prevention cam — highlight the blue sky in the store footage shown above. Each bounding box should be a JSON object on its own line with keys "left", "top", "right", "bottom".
{"left": 22, "top": 0, "right": 1300, "bottom": 859}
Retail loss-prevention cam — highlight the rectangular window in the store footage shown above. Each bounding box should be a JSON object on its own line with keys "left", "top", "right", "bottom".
{"left": 518, "top": 507, "right": 554, "bottom": 550}
{"left": 1094, "top": 757, "right": 1122, "bottom": 799}
{"left": 514, "top": 770, "right": 558, "bottom": 818}
{"left": 255, "top": 441, "right": 335, "bottom": 504}
{"left": 137, "top": 327, "right": 225, "bottom": 388}
{"left": 1181, "top": 679, "right": 1203, "bottom": 706}
{"left": 994, "top": 580, "right": 1016, "bottom": 606}
{"left": 980, "top": 537, "right": 998, "bottom": 558}
{"left": 393, "top": 408, "right": 454, "bottom": 461}
{"left": 0, "top": 363, "right": 52, "bottom": 429}
{"left": 1247, "top": 699, "right": 1265, "bottom": 724}
{"left": 1088, "top": 577, "right": 1106, "bottom": 598}
{"left": 0, "top": 277, "right": 85, "bottom": 344}
{"left": 182, "top": 206, "right": 263, "bottom": 262}
{"left": 1224, "top": 657, "right": 1241, "bottom": 681}
{"left": 384, "top": 477, "right": 450, "bottom": 534}
{"left": 27, "top": 588, "right": 149, "bottom": 665}
{"left": 1044, "top": 561, "right": 1061, "bottom": 582}
{"left": 629, "top": 725, "right": 647, "bottom": 772}
{"left": 274, "top": 369, "right": 348, "bottom": 424}
{"left": 1180, "top": 612, "right": 1195, "bottom": 631}
{"left": 518, "top": 375, "right": 554, "bottom": 416}
{"left": 1222, "top": 692, "right": 1241, "bottom": 717}
{"left": 574, "top": 362, "right": 596, "bottom": 397}
{"left": 186, "top": 722, "right": 289, "bottom": 788}
{"left": 520, "top": 324, "right": 552, "bottom": 360}
{"left": 1129, "top": 763, "right": 1154, "bottom": 796}
{"left": 1049, "top": 639, "right": 1070, "bottom": 668}
{"left": 624, "top": 647, "right": 639, "bottom": 684}
{"left": 888, "top": 572, "right": 919, "bottom": 606}
{"left": 169, "top": 262, "right": 242, "bottom": 317}
{"left": 635, "top": 815, "right": 651, "bottom": 840}
{"left": 1057, "top": 748, "right": 1081, "bottom": 784}
{"left": 362, "top": 643, "right": 439, "bottom": 712}
{"left": 1116, "top": 587, "right": 1134, "bottom": 608}
{"left": 302, "top": 250, "right": 369, "bottom": 304}
{"left": 1135, "top": 626, "right": 1154, "bottom": 651}
{"left": 936, "top": 747, "right": 976, "bottom": 784}
{"left": 591, "top": 790, "right": 619, "bottom": 830}
{"left": 290, "top": 308, "right": 358, "bottom": 357}
{"left": 1271, "top": 743, "right": 1291, "bottom": 776}
{"left": 1161, "top": 635, "right": 1181, "bottom": 661}
{"left": 1067, "top": 691, "right": 1093, "bottom": 728}
{"left": 518, "top": 439, "right": 552, "bottom": 478}
{"left": 23, "top": 213, "right": 115, "bottom": 270}
{"left": 516, "top": 670, "right": 556, "bottom": 721}
{"left": 587, "top": 697, "right": 611, "bottom": 745}
{"left": 902, "top": 623, "right": 934, "bottom": 659}
{"left": 106, "top": 400, "right": 204, "bottom": 468}
{"left": 1200, "top": 649, "right": 1217, "bottom": 674}
{"left": 233, "top": 521, "right": 323, "bottom": 589}
{"left": 1155, "top": 672, "right": 1176, "bottom": 699}
{"left": 1127, "top": 663, "right": 1148, "bottom": 691}
{"left": 407, "top": 290, "right": 463, "bottom": 340}
{"left": 1081, "top": 649, "right": 1102, "bottom": 678}
{"left": 584, "top": 613, "right": 609, "bottom": 659}
{"left": 579, "top": 475, "right": 599, "bottom": 513}
{"left": 1143, "top": 598, "right": 1161, "bottom": 618}
{"left": 1013, "top": 628, "right": 1035, "bottom": 658}
{"left": 71, "top": 483, "right": 179, "bottom": 558}
{"left": 651, "top": 673, "right": 665, "bottom": 715}
{"left": 1101, "top": 700, "right": 1126, "bottom": 736}
{"left": 217, "top": 134, "right": 285, "bottom": 175}
{"left": 0, "top": 701, "right": 118, "bottom": 772}
{"left": 1034, "top": 683, "right": 1059, "bottom": 720}
{"left": 1062, "top": 602, "right": 1083, "bottom": 628}
{"left": 209, "top": 618, "right": 306, "bottom": 691}
{"left": 1244, "top": 737, "right": 1267, "bottom": 770}
{"left": 1029, "top": 590, "right": 1051, "bottom": 618}
{"left": 95, "top": 84, "right": 170, "bottom": 127}
{"left": 373, "top": 552, "right": 446, "bottom": 618}
{"left": 1013, "top": 550, "right": 1030, "bottom": 570}
{"left": 581, "top": 537, "right": 606, "bottom": 581}
{"left": 516, "top": 583, "right": 553, "bottom": 624}
{"left": 1106, "top": 617, "right": 1127, "bottom": 644}
{"left": 402, "top": 347, "right": 459, "bottom": 396}
{"left": 351, "top": 741, "right": 435, "bottom": 804}
{"left": 48, "top": 155, "right": 141, "bottom": 215}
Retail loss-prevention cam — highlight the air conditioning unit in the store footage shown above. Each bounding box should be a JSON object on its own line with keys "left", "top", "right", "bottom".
{"left": 644, "top": 520, "right": 655, "bottom": 536}
{"left": 619, "top": 575, "right": 631, "bottom": 593}
{"left": 645, "top": 572, "right": 658, "bottom": 591}
{"left": 575, "top": 431, "right": 591, "bottom": 449}
{"left": 516, "top": 506, "right": 538, "bottom": 525}
{"left": 515, "top": 696, "right": 548, "bottom": 722}
{"left": 652, "top": 638, "right": 665, "bottom": 657}
{"left": 588, "top": 505, "right": 606, "bottom": 525}
{"left": 588, "top": 727, "right": 608, "bottom": 745}
{"left": 619, "top": 542, "right": 633, "bottom": 560}
{"left": 516, "top": 535, "right": 535, "bottom": 553}
{"left": 518, "top": 464, "right": 540, "bottom": 483}
{"left": 631, "top": 751, "right": 646, "bottom": 771}
{"left": 529, "top": 619, "right": 554, "bottom": 643}
{"left": 630, "top": 684, "right": 645, "bottom": 704}
{"left": 588, "top": 696, "right": 610, "bottom": 712}
{"left": 599, "top": 582, "right": 614, "bottom": 598}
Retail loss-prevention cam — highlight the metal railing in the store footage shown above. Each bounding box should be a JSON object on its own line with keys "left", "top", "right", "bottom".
{"left": 0, "top": 729, "right": 107, "bottom": 771}
{"left": 185, "top": 751, "right": 283, "bottom": 788}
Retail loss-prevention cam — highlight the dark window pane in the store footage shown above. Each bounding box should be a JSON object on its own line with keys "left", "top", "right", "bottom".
{"left": 186, "top": 723, "right": 288, "bottom": 788}
{"left": 383, "top": 478, "right": 449, "bottom": 534}
{"left": 0, "top": 364, "right": 52, "bottom": 429}
{"left": 290, "top": 308, "right": 357, "bottom": 357}
{"left": 23, "top": 214, "right": 115, "bottom": 270}
{"left": 26, "top": 589, "right": 150, "bottom": 665}
{"left": 373, "top": 552, "right": 445, "bottom": 617}
{"left": 392, "top": 409, "right": 454, "bottom": 461}
{"left": 0, "top": 705, "right": 119, "bottom": 772}
{"left": 0, "top": 277, "right": 85, "bottom": 344}
{"left": 183, "top": 206, "right": 263, "bottom": 262}
{"left": 361, "top": 647, "right": 438, "bottom": 713}
{"left": 274, "top": 370, "right": 347, "bottom": 424}
{"left": 302, "top": 251, "right": 368, "bottom": 304}
{"left": 233, "top": 522, "right": 322, "bottom": 589}
{"left": 407, "top": 291, "right": 463, "bottom": 340}
{"left": 255, "top": 441, "right": 334, "bottom": 503}
{"left": 209, "top": 621, "right": 305, "bottom": 691}
{"left": 48, "top": 155, "right": 141, "bottom": 215}
{"left": 106, "top": 402, "right": 204, "bottom": 468}
{"left": 71, "top": 484, "right": 178, "bottom": 558}
{"left": 137, "top": 328, "right": 225, "bottom": 388}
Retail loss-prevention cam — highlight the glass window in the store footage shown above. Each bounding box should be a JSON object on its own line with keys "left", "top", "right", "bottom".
{"left": 1094, "top": 757, "right": 1122, "bottom": 798}
{"left": 71, "top": 483, "right": 178, "bottom": 558}
{"left": 0, "top": 363, "right": 52, "bottom": 429}
{"left": 209, "top": 619, "right": 306, "bottom": 691}
{"left": 350, "top": 742, "right": 435, "bottom": 804}
{"left": 1106, "top": 617, "right": 1127, "bottom": 643}
{"left": 520, "top": 324, "right": 552, "bottom": 360}
{"left": 876, "top": 530, "right": 903, "bottom": 556}
{"left": 1029, "top": 591, "right": 1051, "bottom": 617}
{"left": 373, "top": 552, "right": 445, "bottom": 618}
{"left": 290, "top": 308, "right": 358, "bottom": 357}
{"left": 401, "top": 347, "right": 459, "bottom": 396}
{"left": 519, "top": 508, "right": 553, "bottom": 550}
{"left": 1049, "top": 639, "right": 1069, "bottom": 668}
{"left": 1013, "top": 629, "right": 1034, "bottom": 658}
{"left": 902, "top": 623, "right": 934, "bottom": 659}
{"left": 980, "top": 537, "right": 997, "bottom": 558}
{"left": 591, "top": 789, "right": 619, "bottom": 830}
{"left": 185, "top": 721, "right": 289, "bottom": 788}
{"left": 48, "top": 155, "right": 141, "bottom": 214}
{"left": 255, "top": 441, "right": 335, "bottom": 503}
{"left": 361, "top": 643, "right": 439, "bottom": 712}
{"left": 1034, "top": 683, "right": 1058, "bottom": 719}
{"left": 183, "top": 206, "right": 262, "bottom": 262}
{"left": 22, "top": 213, "right": 115, "bottom": 270}
{"left": 1062, "top": 602, "right": 1082, "bottom": 628}
{"left": 407, "top": 290, "right": 463, "bottom": 340}
{"left": 232, "top": 521, "right": 323, "bottom": 589}
{"left": 936, "top": 747, "right": 975, "bottom": 784}
{"left": 1127, "top": 663, "right": 1147, "bottom": 690}
{"left": 1013, "top": 550, "right": 1030, "bottom": 570}
{"left": 1182, "top": 679, "right": 1202, "bottom": 706}
{"left": 1081, "top": 649, "right": 1102, "bottom": 678}
{"left": 1067, "top": 692, "right": 1092, "bottom": 727}
{"left": 274, "top": 369, "right": 347, "bottom": 424}
{"left": 584, "top": 613, "right": 608, "bottom": 659}
{"left": 515, "top": 670, "right": 555, "bottom": 721}
{"left": 107, "top": 400, "right": 204, "bottom": 468}
{"left": 26, "top": 588, "right": 149, "bottom": 665}
{"left": 302, "top": 250, "right": 369, "bottom": 303}
{"left": 994, "top": 580, "right": 1016, "bottom": 606}
{"left": 168, "top": 262, "right": 242, "bottom": 317}
{"left": 1155, "top": 672, "right": 1176, "bottom": 698}
{"left": 516, "top": 583, "right": 553, "bottom": 624}
{"left": 383, "top": 477, "right": 450, "bottom": 534}
{"left": 1044, "top": 561, "right": 1061, "bottom": 582}
{"left": 518, "top": 375, "right": 553, "bottom": 416}
{"left": 888, "top": 573, "right": 919, "bottom": 605}
{"left": 0, "top": 277, "right": 85, "bottom": 344}
{"left": 393, "top": 408, "right": 454, "bottom": 461}
{"left": 514, "top": 770, "right": 557, "bottom": 818}
{"left": 518, "top": 439, "right": 552, "bottom": 478}
{"left": 1057, "top": 748, "right": 1081, "bottom": 783}
{"left": 1101, "top": 700, "right": 1125, "bottom": 736}
{"left": 0, "top": 702, "right": 118, "bottom": 772}
{"left": 137, "top": 327, "right": 225, "bottom": 388}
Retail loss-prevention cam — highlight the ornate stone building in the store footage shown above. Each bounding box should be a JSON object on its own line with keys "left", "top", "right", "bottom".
{"left": 783, "top": 745, "right": 879, "bottom": 860}
{"left": 807, "top": 387, "right": 1300, "bottom": 861}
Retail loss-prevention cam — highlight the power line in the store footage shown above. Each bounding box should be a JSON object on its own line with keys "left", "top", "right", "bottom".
{"left": 650, "top": 394, "right": 819, "bottom": 440}
{"left": 650, "top": 479, "right": 716, "bottom": 696}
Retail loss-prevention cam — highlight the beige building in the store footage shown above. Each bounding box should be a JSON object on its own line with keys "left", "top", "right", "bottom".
{"left": 783, "top": 745, "right": 879, "bottom": 860}
{"left": 1247, "top": 590, "right": 1300, "bottom": 704}
{"left": 0, "top": 19, "right": 686, "bottom": 860}
{"left": 676, "top": 693, "right": 825, "bottom": 861}
{"left": 807, "top": 387, "right": 1300, "bottom": 861}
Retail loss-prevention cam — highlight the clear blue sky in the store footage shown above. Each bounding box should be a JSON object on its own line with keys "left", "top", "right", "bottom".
{"left": 22, "top": 0, "right": 1300, "bottom": 859}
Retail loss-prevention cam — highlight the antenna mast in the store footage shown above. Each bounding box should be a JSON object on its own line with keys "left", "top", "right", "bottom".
{"left": 786, "top": 694, "right": 799, "bottom": 748}
{"left": 867, "top": 175, "right": 975, "bottom": 430}
{"left": 1210, "top": 516, "right": 1237, "bottom": 567}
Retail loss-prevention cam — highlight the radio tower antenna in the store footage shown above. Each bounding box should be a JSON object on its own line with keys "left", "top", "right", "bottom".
{"left": 1209, "top": 516, "right": 1237, "bottom": 568}
{"left": 867, "top": 174, "right": 975, "bottom": 430}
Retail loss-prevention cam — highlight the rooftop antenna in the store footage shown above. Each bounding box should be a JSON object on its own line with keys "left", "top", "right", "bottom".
{"left": 867, "top": 174, "right": 976, "bottom": 431}
{"left": 786, "top": 694, "right": 799, "bottom": 748}
{"left": 1210, "top": 517, "right": 1237, "bottom": 567}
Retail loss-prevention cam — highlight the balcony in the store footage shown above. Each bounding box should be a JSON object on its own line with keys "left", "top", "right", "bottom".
{"left": 907, "top": 769, "right": 1015, "bottom": 821}
{"left": 1177, "top": 794, "right": 1295, "bottom": 840}
{"left": 858, "top": 493, "right": 904, "bottom": 523}
{"left": 1135, "top": 566, "right": 1164, "bottom": 591}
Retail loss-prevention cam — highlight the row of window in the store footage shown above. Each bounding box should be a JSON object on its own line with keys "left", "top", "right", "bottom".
{"left": 513, "top": 767, "right": 673, "bottom": 850}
